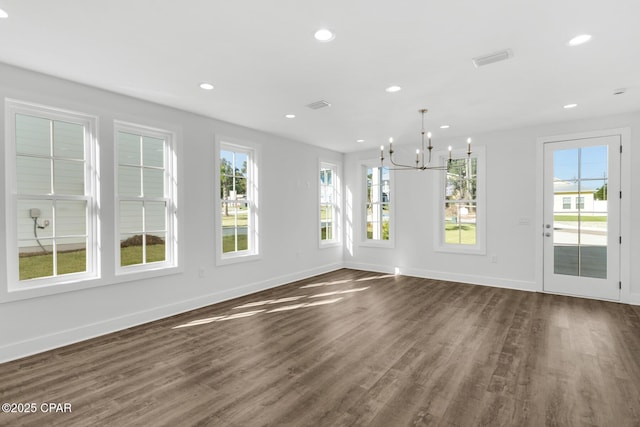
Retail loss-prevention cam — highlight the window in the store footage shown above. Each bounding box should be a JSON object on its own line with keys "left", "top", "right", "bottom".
{"left": 437, "top": 147, "right": 485, "bottom": 254}
{"left": 320, "top": 162, "right": 339, "bottom": 246}
{"left": 444, "top": 157, "right": 477, "bottom": 245}
{"left": 364, "top": 165, "right": 391, "bottom": 243}
{"left": 5, "top": 100, "right": 98, "bottom": 287}
{"left": 576, "top": 196, "right": 585, "bottom": 210}
{"left": 218, "top": 142, "right": 258, "bottom": 262}
{"left": 115, "top": 122, "right": 177, "bottom": 273}
{"left": 562, "top": 197, "right": 571, "bottom": 209}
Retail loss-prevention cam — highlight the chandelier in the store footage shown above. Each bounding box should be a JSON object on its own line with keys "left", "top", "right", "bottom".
{"left": 380, "top": 108, "right": 471, "bottom": 170}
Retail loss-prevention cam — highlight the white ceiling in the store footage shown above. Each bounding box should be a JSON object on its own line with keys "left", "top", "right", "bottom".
{"left": 0, "top": 1, "right": 639, "bottom": 153}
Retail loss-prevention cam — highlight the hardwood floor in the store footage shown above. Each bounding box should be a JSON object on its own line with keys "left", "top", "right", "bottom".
{"left": 2, "top": 269, "right": 640, "bottom": 426}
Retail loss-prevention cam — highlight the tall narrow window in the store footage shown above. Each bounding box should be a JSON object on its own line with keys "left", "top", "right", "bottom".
{"left": 116, "top": 122, "right": 176, "bottom": 272}
{"left": 320, "top": 162, "right": 339, "bottom": 245}
{"left": 444, "top": 157, "right": 478, "bottom": 245}
{"left": 437, "top": 146, "right": 485, "bottom": 254}
{"left": 6, "top": 101, "right": 98, "bottom": 285}
{"left": 219, "top": 143, "right": 258, "bottom": 261}
{"left": 365, "top": 165, "right": 391, "bottom": 242}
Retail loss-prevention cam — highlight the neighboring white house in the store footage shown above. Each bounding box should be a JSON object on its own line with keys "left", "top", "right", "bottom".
{"left": 553, "top": 178, "right": 607, "bottom": 215}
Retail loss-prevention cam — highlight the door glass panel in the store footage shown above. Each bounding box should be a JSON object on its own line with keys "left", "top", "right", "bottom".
{"left": 553, "top": 146, "right": 607, "bottom": 279}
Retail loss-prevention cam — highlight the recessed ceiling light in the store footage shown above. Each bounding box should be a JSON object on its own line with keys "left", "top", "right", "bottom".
{"left": 285, "top": 114, "right": 296, "bottom": 119}
{"left": 385, "top": 85, "right": 402, "bottom": 93}
{"left": 563, "top": 103, "right": 578, "bottom": 109}
{"left": 314, "top": 29, "right": 335, "bottom": 42}
{"left": 568, "top": 34, "right": 592, "bottom": 46}
{"left": 199, "top": 82, "right": 214, "bottom": 90}
{"left": 440, "top": 125, "right": 450, "bottom": 129}
{"left": 0, "top": 8, "right": 8, "bottom": 18}
{"left": 613, "top": 88, "right": 626, "bottom": 95}
{"left": 356, "top": 139, "right": 365, "bottom": 143}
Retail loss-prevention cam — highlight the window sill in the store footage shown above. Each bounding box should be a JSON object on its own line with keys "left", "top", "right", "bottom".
{"left": 216, "top": 252, "right": 261, "bottom": 266}
{"left": 359, "top": 240, "right": 395, "bottom": 249}
{"left": 3, "top": 273, "right": 101, "bottom": 303}
{"left": 435, "top": 245, "right": 486, "bottom": 256}
{"left": 319, "top": 240, "right": 341, "bottom": 249}
{"left": 114, "top": 263, "right": 182, "bottom": 282}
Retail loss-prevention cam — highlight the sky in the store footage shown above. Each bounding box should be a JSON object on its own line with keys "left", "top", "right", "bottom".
{"left": 554, "top": 145, "right": 608, "bottom": 190}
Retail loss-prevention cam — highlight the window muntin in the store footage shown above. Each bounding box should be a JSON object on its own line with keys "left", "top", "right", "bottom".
{"left": 219, "top": 144, "right": 257, "bottom": 259}
{"left": 11, "top": 107, "right": 96, "bottom": 283}
{"left": 365, "top": 166, "right": 390, "bottom": 241}
{"left": 320, "top": 163, "right": 339, "bottom": 244}
{"left": 115, "top": 124, "right": 175, "bottom": 271}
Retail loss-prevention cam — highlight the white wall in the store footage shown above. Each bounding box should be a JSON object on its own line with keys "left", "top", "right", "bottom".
{"left": 0, "top": 62, "right": 343, "bottom": 362}
{"left": 2, "top": 60, "right": 638, "bottom": 363}
{"left": 343, "top": 111, "right": 640, "bottom": 304}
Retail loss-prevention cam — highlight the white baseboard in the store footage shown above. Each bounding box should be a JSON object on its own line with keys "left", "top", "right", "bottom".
{"left": 623, "top": 292, "right": 640, "bottom": 306}
{"left": 0, "top": 263, "right": 342, "bottom": 364}
{"left": 343, "top": 261, "right": 538, "bottom": 293}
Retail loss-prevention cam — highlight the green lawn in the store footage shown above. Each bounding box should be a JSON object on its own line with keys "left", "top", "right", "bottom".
{"left": 445, "top": 224, "right": 476, "bottom": 245}
{"left": 553, "top": 215, "right": 607, "bottom": 222}
{"left": 366, "top": 221, "right": 390, "bottom": 240}
{"left": 223, "top": 234, "right": 247, "bottom": 253}
{"left": 19, "top": 244, "right": 166, "bottom": 280}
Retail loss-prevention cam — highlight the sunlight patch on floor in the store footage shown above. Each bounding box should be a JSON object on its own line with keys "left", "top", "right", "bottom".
{"left": 309, "top": 287, "right": 369, "bottom": 298}
{"left": 355, "top": 274, "right": 395, "bottom": 282}
{"left": 233, "top": 296, "right": 307, "bottom": 310}
{"left": 299, "top": 279, "right": 352, "bottom": 289}
{"left": 266, "top": 298, "right": 343, "bottom": 313}
{"left": 172, "top": 281, "right": 371, "bottom": 329}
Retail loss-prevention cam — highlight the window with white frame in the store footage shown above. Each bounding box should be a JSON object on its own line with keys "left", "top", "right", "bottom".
{"left": 115, "top": 122, "right": 176, "bottom": 272}
{"left": 437, "top": 147, "right": 485, "bottom": 253}
{"left": 5, "top": 100, "right": 98, "bottom": 286}
{"left": 562, "top": 196, "right": 571, "bottom": 209}
{"left": 320, "top": 162, "right": 339, "bottom": 245}
{"left": 219, "top": 143, "right": 258, "bottom": 260}
{"left": 364, "top": 165, "right": 391, "bottom": 242}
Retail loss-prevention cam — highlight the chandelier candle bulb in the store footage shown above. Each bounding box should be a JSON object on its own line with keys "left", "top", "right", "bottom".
{"left": 416, "top": 149, "right": 420, "bottom": 164}
{"left": 448, "top": 145, "right": 453, "bottom": 163}
{"left": 467, "top": 138, "right": 472, "bottom": 157}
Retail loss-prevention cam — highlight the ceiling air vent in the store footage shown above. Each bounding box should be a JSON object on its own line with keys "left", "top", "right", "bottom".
{"left": 306, "top": 100, "right": 332, "bottom": 110}
{"left": 472, "top": 49, "right": 513, "bottom": 68}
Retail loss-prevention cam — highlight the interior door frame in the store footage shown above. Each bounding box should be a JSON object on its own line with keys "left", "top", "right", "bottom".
{"left": 535, "top": 127, "right": 631, "bottom": 302}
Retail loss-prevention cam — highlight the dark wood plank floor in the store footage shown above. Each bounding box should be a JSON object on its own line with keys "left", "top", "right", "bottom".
{"left": 2, "top": 269, "right": 640, "bottom": 426}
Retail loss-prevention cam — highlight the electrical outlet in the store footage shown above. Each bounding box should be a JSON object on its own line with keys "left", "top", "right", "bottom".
{"left": 198, "top": 268, "right": 205, "bottom": 278}
{"left": 490, "top": 254, "right": 498, "bottom": 263}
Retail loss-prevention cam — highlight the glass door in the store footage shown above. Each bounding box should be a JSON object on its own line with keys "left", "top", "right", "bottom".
{"left": 543, "top": 135, "right": 620, "bottom": 300}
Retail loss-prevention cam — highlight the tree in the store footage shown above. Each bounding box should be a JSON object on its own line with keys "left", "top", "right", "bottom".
{"left": 594, "top": 183, "right": 608, "bottom": 200}
{"left": 220, "top": 158, "right": 234, "bottom": 216}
